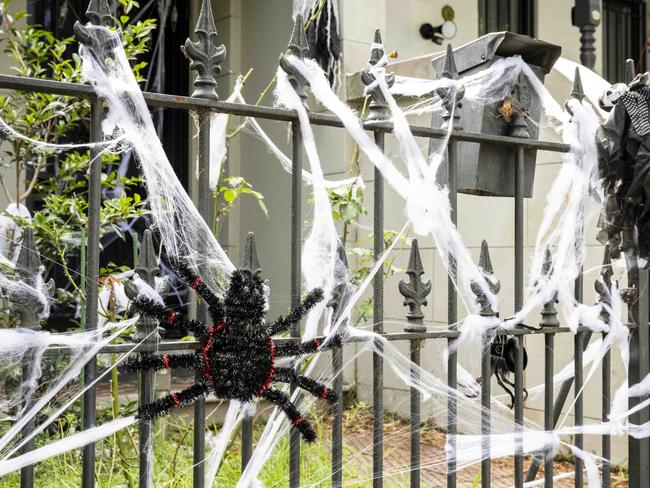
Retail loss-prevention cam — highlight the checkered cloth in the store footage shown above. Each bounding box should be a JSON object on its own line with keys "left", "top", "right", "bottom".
{"left": 620, "top": 75, "right": 650, "bottom": 136}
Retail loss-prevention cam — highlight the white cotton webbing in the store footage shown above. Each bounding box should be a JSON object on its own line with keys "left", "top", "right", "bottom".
{"left": 224, "top": 87, "right": 361, "bottom": 189}
{"left": 0, "top": 317, "right": 135, "bottom": 458}
{"left": 78, "top": 24, "right": 235, "bottom": 295}
{"left": 2, "top": 318, "right": 145, "bottom": 461}
{"left": 275, "top": 66, "right": 347, "bottom": 339}
{"left": 278, "top": 54, "right": 497, "bottom": 316}
{"left": 0, "top": 417, "right": 136, "bottom": 477}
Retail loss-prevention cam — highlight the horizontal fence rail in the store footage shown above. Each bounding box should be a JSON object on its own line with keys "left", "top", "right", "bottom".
{"left": 2, "top": 1, "right": 648, "bottom": 488}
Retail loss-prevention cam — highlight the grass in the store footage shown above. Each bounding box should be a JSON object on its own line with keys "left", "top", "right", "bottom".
{"left": 0, "top": 402, "right": 383, "bottom": 488}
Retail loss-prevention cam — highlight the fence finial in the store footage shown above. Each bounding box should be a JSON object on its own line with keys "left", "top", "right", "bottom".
{"left": 10, "top": 228, "right": 53, "bottom": 329}
{"left": 399, "top": 239, "right": 432, "bottom": 324}
{"left": 85, "top": 0, "right": 111, "bottom": 26}
{"left": 361, "top": 29, "right": 395, "bottom": 121}
{"left": 441, "top": 42, "right": 459, "bottom": 80}
{"left": 241, "top": 232, "right": 261, "bottom": 277}
{"left": 471, "top": 240, "right": 500, "bottom": 316}
{"left": 279, "top": 14, "right": 310, "bottom": 108}
{"left": 184, "top": 0, "right": 226, "bottom": 99}
{"left": 571, "top": 66, "right": 585, "bottom": 102}
{"left": 539, "top": 247, "right": 559, "bottom": 327}
{"left": 436, "top": 43, "right": 463, "bottom": 128}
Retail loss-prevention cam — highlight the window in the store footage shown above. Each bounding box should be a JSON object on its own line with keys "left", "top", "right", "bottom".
{"left": 602, "top": 0, "right": 647, "bottom": 82}
{"left": 478, "top": 0, "right": 536, "bottom": 37}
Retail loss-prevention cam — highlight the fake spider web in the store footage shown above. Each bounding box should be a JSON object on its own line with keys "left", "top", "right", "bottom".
{"left": 0, "top": 19, "right": 647, "bottom": 488}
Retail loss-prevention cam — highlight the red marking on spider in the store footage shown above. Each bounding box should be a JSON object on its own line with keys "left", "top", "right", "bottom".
{"left": 172, "top": 393, "right": 180, "bottom": 408}
{"left": 314, "top": 339, "right": 321, "bottom": 349}
{"left": 320, "top": 388, "right": 329, "bottom": 400}
{"left": 163, "top": 355, "right": 170, "bottom": 369}
{"left": 191, "top": 278, "right": 202, "bottom": 289}
{"left": 167, "top": 312, "right": 176, "bottom": 325}
{"left": 292, "top": 416, "right": 303, "bottom": 426}
{"left": 257, "top": 337, "right": 276, "bottom": 397}
{"left": 201, "top": 321, "right": 224, "bottom": 386}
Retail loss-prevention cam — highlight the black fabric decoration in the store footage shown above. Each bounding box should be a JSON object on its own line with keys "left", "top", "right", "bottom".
{"left": 596, "top": 73, "right": 650, "bottom": 259}
{"left": 124, "top": 263, "right": 340, "bottom": 442}
{"left": 305, "top": 0, "right": 341, "bottom": 87}
{"left": 489, "top": 336, "right": 528, "bottom": 409}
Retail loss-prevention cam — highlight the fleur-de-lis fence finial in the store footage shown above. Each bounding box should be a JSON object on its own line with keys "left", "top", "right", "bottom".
{"left": 74, "top": 0, "right": 118, "bottom": 48}
{"left": 471, "top": 240, "right": 500, "bottom": 317}
{"left": 436, "top": 43, "right": 464, "bottom": 129}
{"left": 86, "top": 0, "right": 112, "bottom": 26}
{"left": 539, "top": 247, "right": 559, "bottom": 327}
{"left": 361, "top": 29, "right": 395, "bottom": 121}
{"left": 184, "top": 0, "right": 227, "bottom": 99}
{"left": 279, "top": 14, "right": 310, "bottom": 108}
{"left": 399, "top": 239, "right": 432, "bottom": 330}
{"left": 241, "top": 232, "right": 262, "bottom": 277}
{"left": 8, "top": 228, "right": 54, "bottom": 329}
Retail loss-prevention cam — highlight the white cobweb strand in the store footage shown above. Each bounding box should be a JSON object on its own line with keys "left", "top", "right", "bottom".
{"left": 0, "top": 417, "right": 137, "bottom": 477}
{"left": 79, "top": 25, "right": 234, "bottom": 293}
{"left": 280, "top": 54, "right": 496, "bottom": 315}
{"left": 275, "top": 68, "right": 346, "bottom": 339}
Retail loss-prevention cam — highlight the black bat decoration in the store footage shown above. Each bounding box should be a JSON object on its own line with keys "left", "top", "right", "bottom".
{"left": 124, "top": 263, "right": 340, "bottom": 442}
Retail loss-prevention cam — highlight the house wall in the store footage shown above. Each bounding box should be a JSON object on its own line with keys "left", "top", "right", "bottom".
{"left": 0, "top": 0, "right": 27, "bottom": 211}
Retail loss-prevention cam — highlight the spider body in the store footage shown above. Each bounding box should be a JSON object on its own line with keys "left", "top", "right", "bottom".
{"left": 124, "top": 265, "right": 339, "bottom": 442}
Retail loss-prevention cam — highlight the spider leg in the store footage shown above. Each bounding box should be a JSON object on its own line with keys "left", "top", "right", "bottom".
{"left": 136, "top": 381, "right": 210, "bottom": 421}
{"left": 130, "top": 296, "right": 209, "bottom": 341}
{"left": 274, "top": 335, "right": 342, "bottom": 358}
{"left": 262, "top": 388, "right": 317, "bottom": 443}
{"left": 274, "top": 367, "right": 337, "bottom": 403}
{"left": 173, "top": 261, "right": 224, "bottom": 321}
{"left": 267, "top": 288, "right": 324, "bottom": 336}
{"left": 123, "top": 353, "right": 197, "bottom": 374}
{"left": 494, "top": 370, "right": 516, "bottom": 409}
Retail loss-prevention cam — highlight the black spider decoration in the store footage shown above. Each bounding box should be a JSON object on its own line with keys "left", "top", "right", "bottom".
{"left": 489, "top": 336, "right": 528, "bottom": 408}
{"left": 123, "top": 264, "right": 340, "bottom": 442}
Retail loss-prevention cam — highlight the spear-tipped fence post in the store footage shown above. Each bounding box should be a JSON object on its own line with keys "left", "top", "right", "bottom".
{"left": 327, "top": 238, "right": 348, "bottom": 488}
{"left": 73, "top": 2, "right": 111, "bottom": 486}
{"left": 240, "top": 232, "right": 261, "bottom": 471}
{"left": 597, "top": 246, "right": 614, "bottom": 488}
{"left": 185, "top": 2, "right": 226, "bottom": 486}
{"left": 569, "top": 66, "right": 587, "bottom": 488}
{"left": 432, "top": 43, "right": 464, "bottom": 488}
{"left": 12, "top": 228, "right": 52, "bottom": 488}
{"left": 510, "top": 50, "right": 534, "bottom": 485}
{"left": 399, "top": 239, "right": 431, "bottom": 488}
{"left": 530, "top": 248, "right": 560, "bottom": 487}
{"left": 278, "top": 14, "right": 311, "bottom": 487}
{"left": 129, "top": 229, "right": 161, "bottom": 488}
{"left": 471, "top": 240, "right": 500, "bottom": 488}
{"left": 361, "top": 28, "right": 393, "bottom": 488}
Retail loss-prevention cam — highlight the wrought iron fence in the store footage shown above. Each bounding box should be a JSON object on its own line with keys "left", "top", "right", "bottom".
{"left": 1, "top": 0, "right": 649, "bottom": 487}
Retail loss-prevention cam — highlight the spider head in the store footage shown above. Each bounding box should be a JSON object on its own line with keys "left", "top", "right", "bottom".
{"left": 224, "top": 269, "right": 267, "bottom": 332}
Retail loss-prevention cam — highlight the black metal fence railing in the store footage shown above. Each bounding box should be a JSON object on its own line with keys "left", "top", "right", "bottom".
{"left": 1, "top": 1, "right": 649, "bottom": 488}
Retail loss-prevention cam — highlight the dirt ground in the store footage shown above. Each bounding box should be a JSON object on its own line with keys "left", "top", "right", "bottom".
{"left": 334, "top": 410, "right": 629, "bottom": 487}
